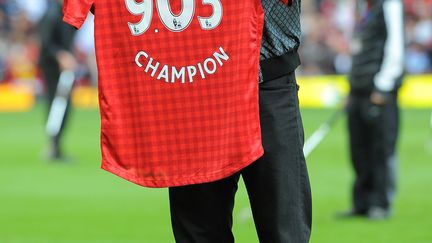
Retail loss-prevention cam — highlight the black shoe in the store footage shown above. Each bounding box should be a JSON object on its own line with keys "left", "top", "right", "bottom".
{"left": 367, "top": 207, "right": 390, "bottom": 220}
{"left": 335, "top": 209, "right": 367, "bottom": 219}
{"left": 46, "top": 141, "right": 72, "bottom": 162}
{"left": 46, "top": 142, "right": 61, "bottom": 160}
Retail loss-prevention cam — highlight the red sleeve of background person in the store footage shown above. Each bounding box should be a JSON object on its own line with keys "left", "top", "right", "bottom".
{"left": 63, "top": 0, "right": 94, "bottom": 29}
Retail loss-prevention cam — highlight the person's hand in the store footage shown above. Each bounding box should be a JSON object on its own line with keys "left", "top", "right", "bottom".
{"left": 56, "top": 50, "right": 77, "bottom": 71}
{"left": 370, "top": 91, "right": 387, "bottom": 105}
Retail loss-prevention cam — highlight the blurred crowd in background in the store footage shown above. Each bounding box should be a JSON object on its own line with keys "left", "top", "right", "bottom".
{"left": 0, "top": 0, "right": 431, "bottom": 93}
{"left": 0, "top": 0, "right": 95, "bottom": 94}
{"left": 300, "top": 0, "right": 432, "bottom": 74}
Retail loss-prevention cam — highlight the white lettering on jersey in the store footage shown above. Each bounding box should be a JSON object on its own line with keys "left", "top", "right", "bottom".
{"left": 125, "top": 0, "right": 153, "bottom": 36}
{"left": 172, "top": 66, "right": 186, "bottom": 83}
{"left": 135, "top": 46, "right": 229, "bottom": 84}
{"left": 197, "top": 63, "right": 206, "bottom": 79}
{"left": 157, "top": 0, "right": 195, "bottom": 32}
{"left": 213, "top": 46, "right": 229, "bottom": 65}
{"left": 135, "top": 51, "right": 149, "bottom": 67}
{"left": 145, "top": 58, "right": 160, "bottom": 77}
{"left": 203, "top": 58, "right": 217, "bottom": 74}
{"left": 125, "top": 0, "right": 223, "bottom": 34}
{"left": 157, "top": 65, "right": 170, "bottom": 82}
{"left": 198, "top": 0, "right": 223, "bottom": 30}
{"left": 187, "top": 66, "right": 197, "bottom": 83}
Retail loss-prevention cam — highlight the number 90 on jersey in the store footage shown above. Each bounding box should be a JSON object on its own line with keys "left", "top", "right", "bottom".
{"left": 125, "top": 0, "right": 223, "bottom": 35}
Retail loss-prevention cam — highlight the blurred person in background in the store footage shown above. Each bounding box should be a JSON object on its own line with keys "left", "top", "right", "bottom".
{"left": 299, "top": 0, "right": 431, "bottom": 75}
{"left": 339, "top": 0, "right": 405, "bottom": 220}
{"left": 38, "top": 0, "right": 76, "bottom": 160}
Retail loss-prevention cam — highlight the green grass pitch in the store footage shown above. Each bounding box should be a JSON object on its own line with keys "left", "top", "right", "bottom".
{"left": 0, "top": 104, "right": 431, "bottom": 243}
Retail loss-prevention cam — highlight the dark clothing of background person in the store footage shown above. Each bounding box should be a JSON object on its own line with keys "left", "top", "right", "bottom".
{"left": 169, "top": 0, "right": 312, "bottom": 242}
{"left": 346, "top": 0, "right": 405, "bottom": 219}
{"left": 38, "top": 0, "right": 76, "bottom": 159}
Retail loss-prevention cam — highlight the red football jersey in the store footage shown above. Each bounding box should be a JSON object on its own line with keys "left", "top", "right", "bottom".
{"left": 63, "top": 0, "right": 264, "bottom": 187}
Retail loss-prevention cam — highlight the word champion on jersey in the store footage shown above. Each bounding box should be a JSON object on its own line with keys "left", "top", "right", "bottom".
{"left": 135, "top": 47, "right": 229, "bottom": 84}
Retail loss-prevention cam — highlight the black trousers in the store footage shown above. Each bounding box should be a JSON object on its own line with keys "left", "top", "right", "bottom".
{"left": 169, "top": 73, "right": 312, "bottom": 243}
{"left": 347, "top": 93, "right": 399, "bottom": 212}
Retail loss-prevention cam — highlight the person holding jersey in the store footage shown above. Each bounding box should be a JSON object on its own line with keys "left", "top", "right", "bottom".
{"left": 62, "top": 0, "right": 311, "bottom": 241}
{"left": 169, "top": 0, "right": 312, "bottom": 242}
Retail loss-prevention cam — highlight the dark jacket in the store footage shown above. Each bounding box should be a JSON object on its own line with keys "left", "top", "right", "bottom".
{"left": 349, "top": 0, "right": 405, "bottom": 95}
{"left": 38, "top": 0, "right": 75, "bottom": 68}
{"left": 260, "top": 0, "right": 301, "bottom": 81}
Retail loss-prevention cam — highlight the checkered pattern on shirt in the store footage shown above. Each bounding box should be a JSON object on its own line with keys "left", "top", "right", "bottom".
{"left": 63, "top": 0, "right": 265, "bottom": 188}
{"left": 260, "top": 0, "right": 301, "bottom": 60}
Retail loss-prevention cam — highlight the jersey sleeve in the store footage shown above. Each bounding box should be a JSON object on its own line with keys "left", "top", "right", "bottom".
{"left": 62, "top": 0, "right": 94, "bottom": 29}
